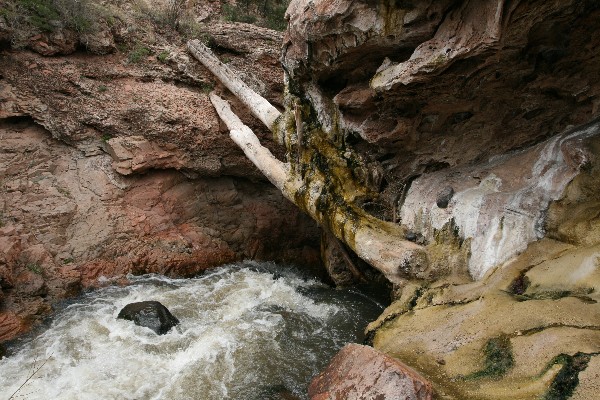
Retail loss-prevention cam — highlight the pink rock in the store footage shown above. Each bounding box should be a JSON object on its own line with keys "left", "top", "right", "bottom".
{"left": 309, "top": 344, "right": 434, "bottom": 400}
{"left": 0, "top": 312, "right": 25, "bottom": 342}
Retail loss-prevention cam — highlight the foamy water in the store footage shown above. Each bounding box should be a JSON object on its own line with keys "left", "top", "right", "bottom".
{"left": 0, "top": 262, "right": 384, "bottom": 400}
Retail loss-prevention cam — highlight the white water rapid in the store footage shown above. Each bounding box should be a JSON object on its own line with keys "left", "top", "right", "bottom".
{"left": 0, "top": 262, "right": 385, "bottom": 400}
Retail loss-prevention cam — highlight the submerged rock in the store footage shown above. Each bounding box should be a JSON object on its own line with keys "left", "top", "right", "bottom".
{"left": 117, "top": 301, "right": 179, "bottom": 335}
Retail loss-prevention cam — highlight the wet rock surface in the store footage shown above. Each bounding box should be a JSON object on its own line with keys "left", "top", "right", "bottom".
{"left": 117, "top": 301, "right": 179, "bottom": 335}
{"left": 278, "top": 0, "right": 600, "bottom": 398}
{"left": 0, "top": 114, "right": 319, "bottom": 342}
{"left": 367, "top": 238, "right": 600, "bottom": 400}
{"left": 283, "top": 0, "right": 600, "bottom": 206}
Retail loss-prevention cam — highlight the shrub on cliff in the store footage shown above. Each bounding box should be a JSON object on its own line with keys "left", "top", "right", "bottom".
{"left": 1, "top": 0, "right": 102, "bottom": 47}
{"left": 221, "top": 0, "right": 290, "bottom": 31}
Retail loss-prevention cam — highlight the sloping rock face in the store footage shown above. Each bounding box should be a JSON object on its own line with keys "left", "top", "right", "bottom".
{"left": 280, "top": 0, "right": 600, "bottom": 398}
{"left": 0, "top": 20, "right": 321, "bottom": 342}
{"left": 401, "top": 121, "right": 600, "bottom": 279}
{"left": 309, "top": 343, "right": 434, "bottom": 400}
{"left": 367, "top": 236, "right": 600, "bottom": 400}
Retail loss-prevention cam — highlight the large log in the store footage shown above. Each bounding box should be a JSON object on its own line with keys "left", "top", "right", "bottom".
{"left": 187, "top": 39, "right": 281, "bottom": 130}
{"left": 209, "top": 93, "right": 427, "bottom": 284}
{"left": 210, "top": 93, "right": 294, "bottom": 193}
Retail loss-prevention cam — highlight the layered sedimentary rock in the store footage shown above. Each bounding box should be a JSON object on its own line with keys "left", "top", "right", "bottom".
{"left": 0, "top": 19, "right": 321, "bottom": 341}
{"left": 277, "top": 0, "right": 600, "bottom": 282}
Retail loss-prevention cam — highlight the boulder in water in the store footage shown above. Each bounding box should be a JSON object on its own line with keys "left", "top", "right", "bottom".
{"left": 117, "top": 301, "right": 179, "bottom": 335}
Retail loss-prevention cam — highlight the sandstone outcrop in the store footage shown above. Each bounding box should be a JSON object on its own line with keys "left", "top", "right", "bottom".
{"left": 283, "top": 0, "right": 600, "bottom": 186}
{"left": 367, "top": 236, "right": 600, "bottom": 400}
{"left": 308, "top": 343, "right": 434, "bottom": 400}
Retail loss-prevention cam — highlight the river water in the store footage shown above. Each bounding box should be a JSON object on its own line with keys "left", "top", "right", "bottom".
{"left": 0, "top": 261, "right": 385, "bottom": 400}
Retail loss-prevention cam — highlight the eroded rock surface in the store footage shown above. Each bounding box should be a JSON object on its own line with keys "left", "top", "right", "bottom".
{"left": 0, "top": 15, "right": 320, "bottom": 342}
{"left": 282, "top": 0, "right": 600, "bottom": 210}
{"left": 0, "top": 118, "right": 319, "bottom": 341}
{"left": 308, "top": 343, "right": 434, "bottom": 400}
{"left": 401, "top": 120, "right": 600, "bottom": 279}
{"left": 367, "top": 238, "right": 600, "bottom": 400}
{"left": 275, "top": 0, "right": 600, "bottom": 398}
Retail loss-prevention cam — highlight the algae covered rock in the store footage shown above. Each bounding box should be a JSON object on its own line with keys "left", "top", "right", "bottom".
{"left": 366, "top": 239, "right": 600, "bottom": 399}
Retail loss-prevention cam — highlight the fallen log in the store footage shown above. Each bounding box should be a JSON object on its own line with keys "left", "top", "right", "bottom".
{"left": 187, "top": 39, "right": 281, "bottom": 130}
{"left": 209, "top": 93, "right": 428, "bottom": 284}
{"left": 210, "top": 93, "right": 293, "bottom": 193}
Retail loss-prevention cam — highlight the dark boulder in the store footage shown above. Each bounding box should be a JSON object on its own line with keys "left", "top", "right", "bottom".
{"left": 117, "top": 301, "right": 179, "bottom": 335}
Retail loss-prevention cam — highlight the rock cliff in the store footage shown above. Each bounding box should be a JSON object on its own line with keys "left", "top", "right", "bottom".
{"left": 0, "top": 1, "right": 320, "bottom": 341}
{"left": 2, "top": 0, "right": 600, "bottom": 398}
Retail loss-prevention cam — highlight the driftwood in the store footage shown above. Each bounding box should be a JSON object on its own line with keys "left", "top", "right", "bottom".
{"left": 187, "top": 40, "right": 281, "bottom": 130}
{"left": 190, "top": 41, "right": 428, "bottom": 284}
{"left": 210, "top": 93, "right": 294, "bottom": 194}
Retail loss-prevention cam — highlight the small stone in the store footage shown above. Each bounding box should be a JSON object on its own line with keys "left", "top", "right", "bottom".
{"left": 405, "top": 231, "right": 418, "bottom": 242}
{"left": 436, "top": 186, "right": 455, "bottom": 209}
{"left": 117, "top": 301, "right": 179, "bottom": 335}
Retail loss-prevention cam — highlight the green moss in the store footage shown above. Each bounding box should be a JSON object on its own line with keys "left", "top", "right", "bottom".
{"left": 407, "top": 286, "right": 427, "bottom": 310}
{"left": 281, "top": 87, "right": 416, "bottom": 267}
{"left": 513, "top": 287, "right": 596, "bottom": 303}
{"left": 543, "top": 353, "right": 591, "bottom": 400}
{"left": 57, "top": 186, "right": 71, "bottom": 198}
{"left": 221, "top": 1, "right": 289, "bottom": 31}
{"left": 508, "top": 273, "right": 531, "bottom": 295}
{"left": 26, "top": 262, "right": 43, "bottom": 275}
{"left": 157, "top": 51, "right": 169, "bottom": 63}
{"left": 222, "top": 3, "right": 257, "bottom": 24}
{"left": 200, "top": 82, "right": 214, "bottom": 94}
{"left": 468, "top": 335, "right": 514, "bottom": 379}
{"left": 16, "top": 0, "right": 61, "bottom": 32}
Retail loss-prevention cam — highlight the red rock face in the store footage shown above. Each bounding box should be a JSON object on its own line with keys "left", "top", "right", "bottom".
{"left": 309, "top": 344, "right": 434, "bottom": 400}
{"left": 0, "top": 20, "right": 321, "bottom": 342}
{"left": 0, "top": 119, "right": 320, "bottom": 341}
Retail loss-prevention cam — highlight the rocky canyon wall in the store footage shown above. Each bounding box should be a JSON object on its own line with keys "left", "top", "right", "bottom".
{"left": 207, "top": 0, "right": 600, "bottom": 398}
{"left": 0, "top": 6, "right": 321, "bottom": 343}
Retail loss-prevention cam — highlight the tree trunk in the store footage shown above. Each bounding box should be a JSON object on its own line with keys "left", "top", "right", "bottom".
{"left": 209, "top": 93, "right": 427, "bottom": 284}
{"left": 187, "top": 39, "right": 281, "bottom": 130}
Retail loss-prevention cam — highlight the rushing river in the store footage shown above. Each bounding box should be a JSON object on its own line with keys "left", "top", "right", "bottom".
{"left": 0, "top": 262, "right": 386, "bottom": 400}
